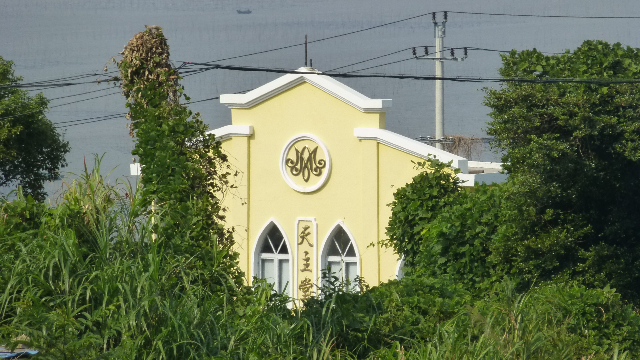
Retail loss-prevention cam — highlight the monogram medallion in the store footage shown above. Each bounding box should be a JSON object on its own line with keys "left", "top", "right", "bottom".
{"left": 280, "top": 134, "right": 331, "bottom": 192}
{"left": 286, "top": 146, "right": 326, "bottom": 182}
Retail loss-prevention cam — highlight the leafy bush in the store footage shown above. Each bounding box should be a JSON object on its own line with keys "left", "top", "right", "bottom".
{"left": 416, "top": 183, "right": 503, "bottom": 295}
{"left": 485, "top": 40, "right": 640, "bottom": 302}
{"left": 367, "top": 280, "right": 640, "bottom": 360}
{"left": 384, "top": 158, "right": 462, "bottom": 268}
{"left": 301, "top": 273, "right": 471, "bottom": 357}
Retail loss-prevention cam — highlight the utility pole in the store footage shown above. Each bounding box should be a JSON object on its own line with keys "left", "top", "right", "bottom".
{"left": 434, "top": 13, "right": 445, "bottom": 150}
{"left": 414, "top": 12, "right": 467, "bottom": 150}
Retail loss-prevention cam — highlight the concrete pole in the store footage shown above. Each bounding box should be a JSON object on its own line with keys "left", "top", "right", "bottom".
{"left": 434, "top": 23, "right": 444, "bottom": 150}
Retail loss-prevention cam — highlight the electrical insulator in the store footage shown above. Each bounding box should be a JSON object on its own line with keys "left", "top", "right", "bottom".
{"left": 444, "top": 11, "right": 448, "bottom": 21}
{"left": 412, "top": 47, "right": 417, "bottom": 56}
{"left": 424, "top": 46, "right": 429, "bottom": 56}
{"left": 432, "top": 12, "right": 436, "bottom": 22}
{"left": 464, "top": 47, "right": 468, "bottom": 57}
{"left": 450, "top": 48, "right": 455, "bottom": 57}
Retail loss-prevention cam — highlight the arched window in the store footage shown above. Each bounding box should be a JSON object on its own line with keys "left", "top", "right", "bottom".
{"left": 255, "top": 222, "right": 291, "bottom": 294}
{"left": 321, "top": 223, "right": 359, "bottom": 288}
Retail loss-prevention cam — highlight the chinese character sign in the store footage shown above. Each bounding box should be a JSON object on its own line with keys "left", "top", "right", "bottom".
{"left": 296, "top": 220, "right": 315, "bottom": 300}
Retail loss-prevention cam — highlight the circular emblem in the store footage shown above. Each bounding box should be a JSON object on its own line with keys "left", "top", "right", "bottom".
{"left": 280, "top": 134, "right": 331, "bottom": 193}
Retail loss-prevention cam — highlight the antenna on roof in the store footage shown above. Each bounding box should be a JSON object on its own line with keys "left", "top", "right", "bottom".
{"left": 305, "top": 35, "right": 308, "bottom": 66}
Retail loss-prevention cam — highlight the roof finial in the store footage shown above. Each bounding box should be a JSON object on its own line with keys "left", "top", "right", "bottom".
{"left": 305, "top": 35, "right": 308, "bottom": 67}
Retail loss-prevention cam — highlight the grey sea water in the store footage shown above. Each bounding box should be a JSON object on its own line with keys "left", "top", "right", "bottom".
{"left": 1, "top": 0, "right": 640, "bottom": 199}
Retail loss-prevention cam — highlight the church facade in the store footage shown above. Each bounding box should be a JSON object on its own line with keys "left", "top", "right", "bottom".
{"left": 210, "top": 68, "right": 506, "bottom": 300}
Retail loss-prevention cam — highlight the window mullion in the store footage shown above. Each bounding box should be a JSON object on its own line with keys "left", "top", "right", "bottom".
{"left": 267, "top": 234, "right": 277, "bottom": 253}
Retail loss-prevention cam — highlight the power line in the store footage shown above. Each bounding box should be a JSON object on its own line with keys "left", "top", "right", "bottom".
{"left": 347, "top": 57, "right": 416, "bottom": 73}
{"left": 459, "top": 46, "right": 568, "bottom": 55}
{"left": 53, "top": 112, "right": 127, "bottom": 125}
{"left": 47, "top": 86, "right": 120, "bottom": 101}
{"left": 0, "top": 91, "right": 122, "bottom": 120}
{"left": 48, "top": 90, "right": 121, "bottom": 108}
{"left": 56, "top": 114, "right": 125, "bottom": 128}
{"left": 57, "top": 90, "right": 253, "bottom": 129}
{"left": 182, "top": 12, "right": 434, "bottom": 67}
{"left": 20, "top": 72, "right": 119, "bottom": 92}
{"left": 448, "top": 10, "right": 640, "bottom": 19}
{"left": 181, "top": 63, "right": 640, "bottom": 84}
{"left": 20, "top": 71, "right": 117, "bottom": 87}
{"left": 1, "top": 77, "right": 118, "bottom": 90}
{"left": 326, "top": 48, "right": 413, "bottom": 72}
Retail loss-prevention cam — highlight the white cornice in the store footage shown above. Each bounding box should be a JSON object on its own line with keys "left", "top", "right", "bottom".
{"left": 457, "top": 172, "right": 508, "bottom": 185}
{"left": 220, "top": 68, "right": 392, "bottom": 113}
{"left": 354, "top": 128, "right": 469, "bottom": 173}
{"left": 206, "top": 125, "right": 253, "bottom": 141}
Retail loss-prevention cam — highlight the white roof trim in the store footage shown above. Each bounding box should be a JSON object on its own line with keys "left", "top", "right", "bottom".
{"left": 206, "top": 125, "right": 253, "bottom": 142}
{"left": 458, "top": 172, "right": 508, "bottom": 185}
{"left": 354, "top": 128, "right": 469, "bottom": 173}
{"left": 220, "top": 68, "right": 391, "bottom": 113}
{"left": 468, "top": 161, "right": 503, "bottom": 171}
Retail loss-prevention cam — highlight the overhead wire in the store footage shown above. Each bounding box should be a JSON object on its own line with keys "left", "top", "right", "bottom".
{"left": 177, "top": 63, "right": 640, "bottom": 84}
{"left": 326, "top": 48, "right": 413, "bottom": 72}
{"left": 6, "top": 10, "right": 636, "bottom": 90}
{"left": 0, "top": 90, "right": 122, "bottom": 120}
{"left": 47, "top": 86, "right": 120, "bottom": 101}
{"left": 347, "top": 57, "right": 416, "bottom": 73}
{"left": 57, "top": 88, "right": 254, "bottom": 129}
{"left": 56, "top": 114, "right": 125, "bottom": 128}
{"left": 54, "top": 112, "right": 127, "bottom": 125}
{"left": 187, "top": 12, "right": 434, "bottom": 67}
{"left": 448, "top": 10, "right": 640, "bottom": 19}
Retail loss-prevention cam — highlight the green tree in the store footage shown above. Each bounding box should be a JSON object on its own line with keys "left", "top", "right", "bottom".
{"left": 0, "top": 56, "right": 70, "bottom": 200}
{"left": 484, "top": 40, "right": 640, "bottom": 301}
{"left": 384, "top": 159, "right": 462, "bottom": 268}
{"left": 384, "top": 158, "right": 502, "bottom": 295}
{"left": 116, "top": 26, "right": 242, "bottom": 283}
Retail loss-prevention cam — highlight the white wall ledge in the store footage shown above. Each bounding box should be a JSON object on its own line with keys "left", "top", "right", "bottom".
{"left": 354, "top": 128, "right": 469, "bottom": 173}
{"left": 206, "top": 125, "right": 253, "bottom": 141}
{"left": 457, "top": 172, "right": 508, "bottom": 185}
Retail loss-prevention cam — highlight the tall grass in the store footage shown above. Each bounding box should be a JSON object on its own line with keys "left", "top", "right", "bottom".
{"left": 1, "top": 159, "right": 638, "bottom": 359}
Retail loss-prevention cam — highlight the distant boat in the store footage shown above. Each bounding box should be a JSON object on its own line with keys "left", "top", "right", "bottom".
{"left": 236, "top": 9, "right": 252, "bottom": 14}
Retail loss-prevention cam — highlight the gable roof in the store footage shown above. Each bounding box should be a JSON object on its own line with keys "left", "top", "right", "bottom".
{"left": 220, "top": 68, "right": 392, "bottom": 113}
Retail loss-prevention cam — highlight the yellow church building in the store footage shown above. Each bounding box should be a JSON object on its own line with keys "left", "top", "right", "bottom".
{"left": 209, "top": 67, "right": 506, "bottom": 300}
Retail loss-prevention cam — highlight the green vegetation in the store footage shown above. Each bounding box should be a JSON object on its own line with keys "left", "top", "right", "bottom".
{"left": 0, "top": 56, "right": 70, "bottom": 200}
{"left": 485, "top": 40, "right": 640, "bottom": 300}
{"left": 1, "top": 158, "right": 638, "bottom": 359}
{"left": 1, "top": 35, "right": 639, "bottom": 358}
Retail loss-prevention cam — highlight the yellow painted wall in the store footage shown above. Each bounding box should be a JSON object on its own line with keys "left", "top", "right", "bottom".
{"left": 376, "top": 144, "right": 427, "bottom": 281}
{"left": 219, "top": 81, "right": 438, "bottom": 294}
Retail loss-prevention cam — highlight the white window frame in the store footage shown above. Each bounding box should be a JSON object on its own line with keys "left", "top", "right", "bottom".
{"left": 319, "top": 221, "right": 360, "bottom": 287}
{"left": 252, "top": 219, "right": 293, "bottom": 296}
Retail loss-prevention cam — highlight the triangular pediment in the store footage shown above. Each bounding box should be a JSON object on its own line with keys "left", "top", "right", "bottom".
{"left": 219, "top": 68, "right": 391, "bottom": 113}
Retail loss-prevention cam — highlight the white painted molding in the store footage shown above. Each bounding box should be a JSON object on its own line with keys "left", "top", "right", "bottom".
{"left": 206, "top": 125, "right": 253, "bottom": 142}
{"left": 130, "top": 163, "right": 141, "bottom": 176}
{"left": 354, "top": 128, "right": 469, "bottom": 173}
{"left": 457, "top": 172, "right": 508, "bottom": 185}
{"left": 280, "top": 133, "right": 332, "bottom": 193}
{"left": 220, "top": 68, "right": 392, "bottom": 113}
{"left": 468, "top": 161, "right": 504, "bottom": 172}
{"left": 395, "top": 257, "right": 405, "bottom": 280}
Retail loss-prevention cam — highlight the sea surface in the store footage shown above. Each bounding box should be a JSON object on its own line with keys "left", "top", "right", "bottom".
{"left": 2, "top": 0, "right": 640, "bottom": 200}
